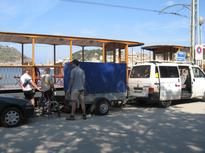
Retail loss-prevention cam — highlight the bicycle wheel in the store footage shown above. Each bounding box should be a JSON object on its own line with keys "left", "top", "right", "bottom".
{"left": 50, "top": 101, "right": 61, "bottom": 117}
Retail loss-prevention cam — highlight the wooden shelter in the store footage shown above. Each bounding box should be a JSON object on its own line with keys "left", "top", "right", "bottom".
{"left": 142, "top": 45, "right": 190, "bottom": 61}
{"left": 0, "top": 32, "right": 144, "bottom": 89}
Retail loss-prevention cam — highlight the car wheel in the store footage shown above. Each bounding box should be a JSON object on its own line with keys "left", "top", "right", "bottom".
{"left": 95, "top": 99, "right": 110, "bottom": 115}
{"left": 159, "top": 100, "right": 172, "bottom": 108}
{"left": 1, "top": 107, "right": 22, "bottom": 127}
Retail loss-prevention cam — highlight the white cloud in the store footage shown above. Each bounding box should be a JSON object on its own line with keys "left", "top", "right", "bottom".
{"left": 0, "top": 1, "right": 17, "bottom": 17}
{"left": 0, "top": 0, "right": 59, "bottom": 31}
{"left": 165, "top": 0, "right": 175, "bottom": 7}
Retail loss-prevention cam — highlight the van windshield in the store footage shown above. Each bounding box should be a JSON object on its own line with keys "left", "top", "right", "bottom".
{"left": 130, "top": 65, "right": 150, "bottom": 78}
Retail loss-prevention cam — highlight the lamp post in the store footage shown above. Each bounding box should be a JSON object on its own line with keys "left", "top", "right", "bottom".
{"left": 199, "top": 16, "right": 204, "bottom": 45}
{"left": 199, "top": 16, "right": 204, "bottom": 70}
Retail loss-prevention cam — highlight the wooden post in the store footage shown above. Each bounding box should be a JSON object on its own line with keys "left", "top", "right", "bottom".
{"left": 164, "top": 51, "right": 166, "bottom": 61}
{"left": 118, "top": 48, "right": 121, "bottom": 63}
{"left": 54, "top": 44, "right": 56, "bottom": 65}
{"left": 125, "top": 44, "right": 128, "bottom": 82}
{"left": 32, "top": 38, "right": 35, "bottom": 82}
{"left": 53, "top": 45, "right": 56, "bottom": 83}
{"left": 125, "top": 44, "right": 128, "bottom": 64}
{"left": 82, "top": 46, "right": 85, "bottom": 62}
{"left": 70, "top": 39, "right": 73, "bottom": 62}
{"left": 21, "top": 43, "right": 24, "bottom": 65}
{"left": 102, "top": 43, "right": 105, "bottom": 63}
{"left": 170, "top": 52, "right": 172, "bottom": 61}
{"left": 153, "top": 52, "right": 156, "bottom": 60}
{"left": 113, "top": 49, "right": 116, "bottom": 63}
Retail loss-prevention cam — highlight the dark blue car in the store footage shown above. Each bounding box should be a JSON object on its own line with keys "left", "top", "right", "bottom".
{"left": 0, "top": 96, "right": 34, "bottom": 127}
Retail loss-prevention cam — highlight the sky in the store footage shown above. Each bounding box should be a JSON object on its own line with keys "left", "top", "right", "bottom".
{"left": 0, "top": 0, "right": 204, "bottom": 63}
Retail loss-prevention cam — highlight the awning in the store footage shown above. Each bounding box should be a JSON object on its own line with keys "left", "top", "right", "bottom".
{"left": 0, "top": 31, "right": 144, "bottom": 50}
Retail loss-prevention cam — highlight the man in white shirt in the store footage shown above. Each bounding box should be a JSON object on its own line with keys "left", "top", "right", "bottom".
{"left": 20, "top": 69, "right": 41, "bottom": 106}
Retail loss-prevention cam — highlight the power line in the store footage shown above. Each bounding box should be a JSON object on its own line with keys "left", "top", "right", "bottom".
{"left": 61, "top": 0, "right": 189, "bottom": 18}
{"left": 160, "top": 4, "right": 190, "bottom": 18}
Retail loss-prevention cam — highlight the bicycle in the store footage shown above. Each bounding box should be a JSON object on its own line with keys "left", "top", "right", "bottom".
{"left": 37, "top": 89, "right": 61, "bottom": 117}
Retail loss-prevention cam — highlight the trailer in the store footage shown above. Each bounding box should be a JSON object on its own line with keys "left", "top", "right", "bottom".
{"left": 64, "top": 62, "right": 127, "bottom": 115}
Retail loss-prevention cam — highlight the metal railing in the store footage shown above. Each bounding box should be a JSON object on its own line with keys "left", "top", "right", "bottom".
{"left": 0, "top": 65, "right": 64, "bottom": 90}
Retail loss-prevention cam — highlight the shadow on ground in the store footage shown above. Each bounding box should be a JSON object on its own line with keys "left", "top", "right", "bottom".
{"left": 0, "top": 101, "right": 205, "bottom": 153}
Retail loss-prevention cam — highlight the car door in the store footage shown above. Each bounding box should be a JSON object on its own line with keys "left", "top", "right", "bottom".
{"left": 128, "top": 65, "right": 152, "bottom": 98}
{"left": 191, "top": 66, "right": 205, "bottom": 98}
{"left": 158, "top": 65, "right": 181, "bottom": 101}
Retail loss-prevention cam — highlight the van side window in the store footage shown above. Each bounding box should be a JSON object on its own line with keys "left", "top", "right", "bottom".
{"left": 159, "top": 66, "right": 179, "bottom": 78}
{"left": 192, "top": 67, "right": 205, "bottom": 78}
{"left": 130, "top": 65, "right": 150, "bottom": 78}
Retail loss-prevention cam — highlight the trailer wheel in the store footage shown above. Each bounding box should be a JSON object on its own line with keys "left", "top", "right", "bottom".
{"left": 95, "top": 99, "right": 110, "bottom": 115}
{"left": 159, "top": 100, "right": 172, "bottom": 108}
{"left": 202, "top": 92, "right": 205, "bottom": 102}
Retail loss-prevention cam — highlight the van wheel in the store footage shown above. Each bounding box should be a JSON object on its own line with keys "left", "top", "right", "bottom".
{"left": 95, "top": 99, "right": 110, "bottom": 115}
{"left": 159, "top": 100, "right": 172, "bottom": 108}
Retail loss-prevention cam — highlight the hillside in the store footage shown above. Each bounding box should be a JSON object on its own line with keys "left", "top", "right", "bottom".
{"left": 0, "top": 45, "right": 31, "bottom": 64}
{"left": 73, "top": 49, "right": 102, "bottom": 61}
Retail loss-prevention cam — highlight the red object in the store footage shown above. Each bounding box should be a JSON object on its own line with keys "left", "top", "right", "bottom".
{"left": 148, "top": 87, "right": 154, "bottom": 94}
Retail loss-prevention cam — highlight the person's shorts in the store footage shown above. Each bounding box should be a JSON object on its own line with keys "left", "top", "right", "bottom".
{"left": 24, "top": 90, "right": 35, "bottom": 100}
{"left": 71, "top": 90, "right": 84, "bottom": 102}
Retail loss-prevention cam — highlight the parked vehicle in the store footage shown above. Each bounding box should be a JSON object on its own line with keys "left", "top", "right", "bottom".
{"left": 128, "top": 61, "right": 205, "bottom": 107}
{"left": 0, "top": 96, "right": 34, "bottom": 127}
{"left": 64, "top": 62, "right": 127, "bottom": 115}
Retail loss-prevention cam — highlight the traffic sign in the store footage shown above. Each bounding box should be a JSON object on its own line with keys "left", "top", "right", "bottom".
{"left": 195, "top": 45, "right": 203, "bottom": 60}
{"left": 176, "top": 52, "right": 186, "bottom": 61}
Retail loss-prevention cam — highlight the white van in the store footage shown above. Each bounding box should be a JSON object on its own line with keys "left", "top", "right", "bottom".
{"left": 128, "top": 61, "right": 205, "bottom": 107}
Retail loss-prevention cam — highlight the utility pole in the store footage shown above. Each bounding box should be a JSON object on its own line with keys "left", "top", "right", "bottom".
{"left": 191, "top": 0, "right": 196, "bottom": 63}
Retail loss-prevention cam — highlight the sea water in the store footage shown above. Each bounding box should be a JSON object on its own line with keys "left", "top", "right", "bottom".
{"left": 0, "top": 68, "right": 22, "bottom": 87}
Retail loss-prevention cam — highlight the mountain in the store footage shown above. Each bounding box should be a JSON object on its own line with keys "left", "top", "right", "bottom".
{"left": 0, "top": 45, "right": 31, "bottom": 64}
{"left": 73, "top": 49, "right": 102, "bottom": 61}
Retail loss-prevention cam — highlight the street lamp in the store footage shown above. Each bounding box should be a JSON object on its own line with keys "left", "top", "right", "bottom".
{"left": 199, "top": 16, "right": 204, "bottom": 70}
{"left": 199, "top": 16, "right": 204, "bottom": 45}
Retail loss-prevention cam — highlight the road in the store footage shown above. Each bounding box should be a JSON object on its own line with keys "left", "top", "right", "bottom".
{"left": 0, "top": 101, "right": 205, "bottom": 153}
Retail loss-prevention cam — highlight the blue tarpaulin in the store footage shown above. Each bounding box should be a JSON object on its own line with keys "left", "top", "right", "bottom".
{"left": 64, "top": 62, "right": 126, "bottom": 94}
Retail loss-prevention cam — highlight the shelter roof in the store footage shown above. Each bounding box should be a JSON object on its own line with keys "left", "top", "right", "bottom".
{"left": 142, "top": 45, "right": 190, "bottom": 53}
{"left": 0, "top": 32, "right": 144, "bottom": 49}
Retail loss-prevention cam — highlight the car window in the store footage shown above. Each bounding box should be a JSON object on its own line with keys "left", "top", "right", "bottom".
{"left": 192, "top": 67, "right": 205, "bottom": 78}
{"left": 130, "top": 65, "right": 150, "bottom": 78}
{"left": 159, "top": 66, "right": 179, "bottom": 78}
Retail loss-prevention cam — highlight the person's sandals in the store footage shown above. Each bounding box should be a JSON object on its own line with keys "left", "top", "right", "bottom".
{"left": 82, "top": 114, "right": 87, "bottom": 120}
{"left": 66, "top": 115, "right": 75, "bottom": 120}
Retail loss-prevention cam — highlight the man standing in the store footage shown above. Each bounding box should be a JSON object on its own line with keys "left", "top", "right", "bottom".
{"left": 41, "top": 68, "right": 54, "bottom": 102}
{"left": 20, "top": 68, "right": 41, "bottom": 106}
{"left": 66, "top": 59, "right": 86, "bottom": 120}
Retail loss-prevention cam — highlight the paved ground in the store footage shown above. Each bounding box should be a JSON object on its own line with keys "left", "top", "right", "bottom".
{"left": 0, "top": 101, "right": 205, "bottom": 153}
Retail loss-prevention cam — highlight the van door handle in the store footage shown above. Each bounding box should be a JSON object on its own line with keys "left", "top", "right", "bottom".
{"left": 193, "top": 78, "right": 195, "bottom": 82}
